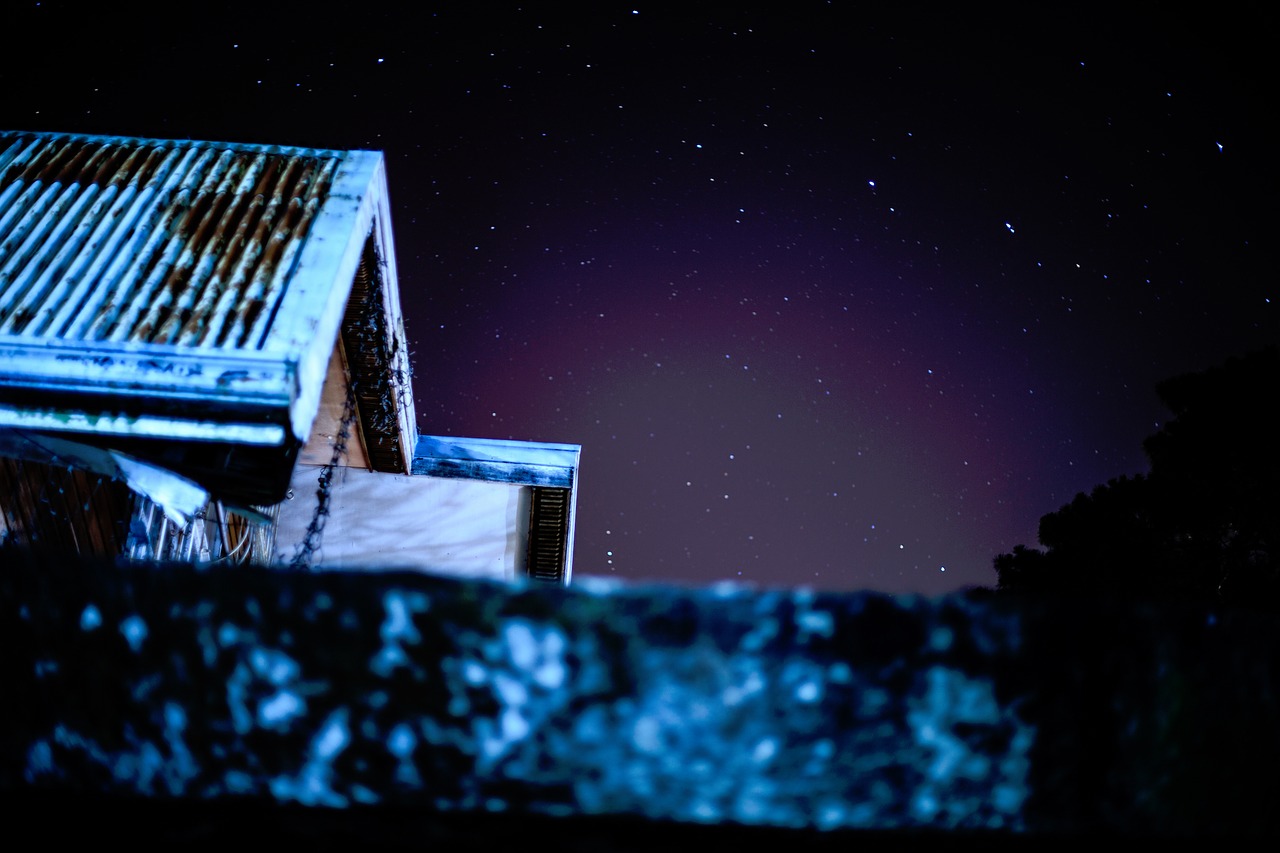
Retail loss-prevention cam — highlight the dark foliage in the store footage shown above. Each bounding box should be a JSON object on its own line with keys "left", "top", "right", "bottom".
{"left": 994, "top": 346, "right": 1280, "bottom": 610}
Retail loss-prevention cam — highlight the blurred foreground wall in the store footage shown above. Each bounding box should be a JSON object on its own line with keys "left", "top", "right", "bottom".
{"left": 3, "top": 548, "right": 1278, "bottom": 844}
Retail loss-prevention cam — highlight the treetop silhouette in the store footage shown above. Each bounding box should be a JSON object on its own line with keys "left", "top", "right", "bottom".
{"left": 995, "top": 346, "right": 1279, "bottom": 609}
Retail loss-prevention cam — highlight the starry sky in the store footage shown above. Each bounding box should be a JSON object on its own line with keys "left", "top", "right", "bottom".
{"left": 2, "top": 3, "right": 1273, "bottom": 595}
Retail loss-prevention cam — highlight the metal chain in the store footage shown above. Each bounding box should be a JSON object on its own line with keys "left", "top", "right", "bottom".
{"left": 286, "top": 380, "right": 357, "bottom": 571}
{"left": 285, "top": 242, "right": 400, "bottom": 571}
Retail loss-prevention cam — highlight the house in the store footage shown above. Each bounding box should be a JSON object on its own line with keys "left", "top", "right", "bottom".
{"left": 0, "top": 129, "right": 578, "bottom": 585}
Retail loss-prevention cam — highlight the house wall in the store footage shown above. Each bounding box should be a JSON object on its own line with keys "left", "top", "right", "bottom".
{"left": 273, "top": 462, "right": 527, "bottom": 580}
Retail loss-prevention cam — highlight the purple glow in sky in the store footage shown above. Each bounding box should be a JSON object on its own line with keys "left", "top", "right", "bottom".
{"left": 3, "top": 3, "right": 1273, "bottom": 595}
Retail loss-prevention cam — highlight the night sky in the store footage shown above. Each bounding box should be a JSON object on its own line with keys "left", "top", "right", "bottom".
{"left": 3, "top": 3, "right": 1273, "bottom": 595}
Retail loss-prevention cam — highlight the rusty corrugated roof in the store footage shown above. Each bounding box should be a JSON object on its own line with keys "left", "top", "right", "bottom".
{"left": 0, "top": 130, "right": 400, "bottom": 453}
{"left": 1, "top": 132, "right": 335, "bottom": 349}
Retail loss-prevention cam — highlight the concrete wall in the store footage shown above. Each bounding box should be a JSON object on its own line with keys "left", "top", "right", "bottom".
{"left": 3, "top": 548, "right": 1279, "bottom": 842}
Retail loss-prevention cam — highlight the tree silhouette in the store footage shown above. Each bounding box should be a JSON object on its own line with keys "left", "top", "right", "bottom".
{"left": 995, "top": 346, "right": 1279, "bottom": 610}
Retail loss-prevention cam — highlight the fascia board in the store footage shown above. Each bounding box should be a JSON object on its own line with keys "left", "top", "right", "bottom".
{"left": 260, "top": 149, "right": 386, "bottom": 446}
{"left": 412, "top": 434, "right": 581, "bottom": 488}
{"left": 0, "top": 337, "right": 292, "bottom": 405}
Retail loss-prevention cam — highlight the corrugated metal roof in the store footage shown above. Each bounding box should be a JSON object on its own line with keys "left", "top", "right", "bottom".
{"left": 1, "top": 133, "right": 333, "bottom": 348}
{"left": 0, "top": 129, "right": 399, "bottom": 452}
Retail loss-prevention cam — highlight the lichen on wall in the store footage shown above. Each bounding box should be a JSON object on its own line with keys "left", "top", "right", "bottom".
{"left": 3, "top": 548, "right": 1279, "bottom": 837}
